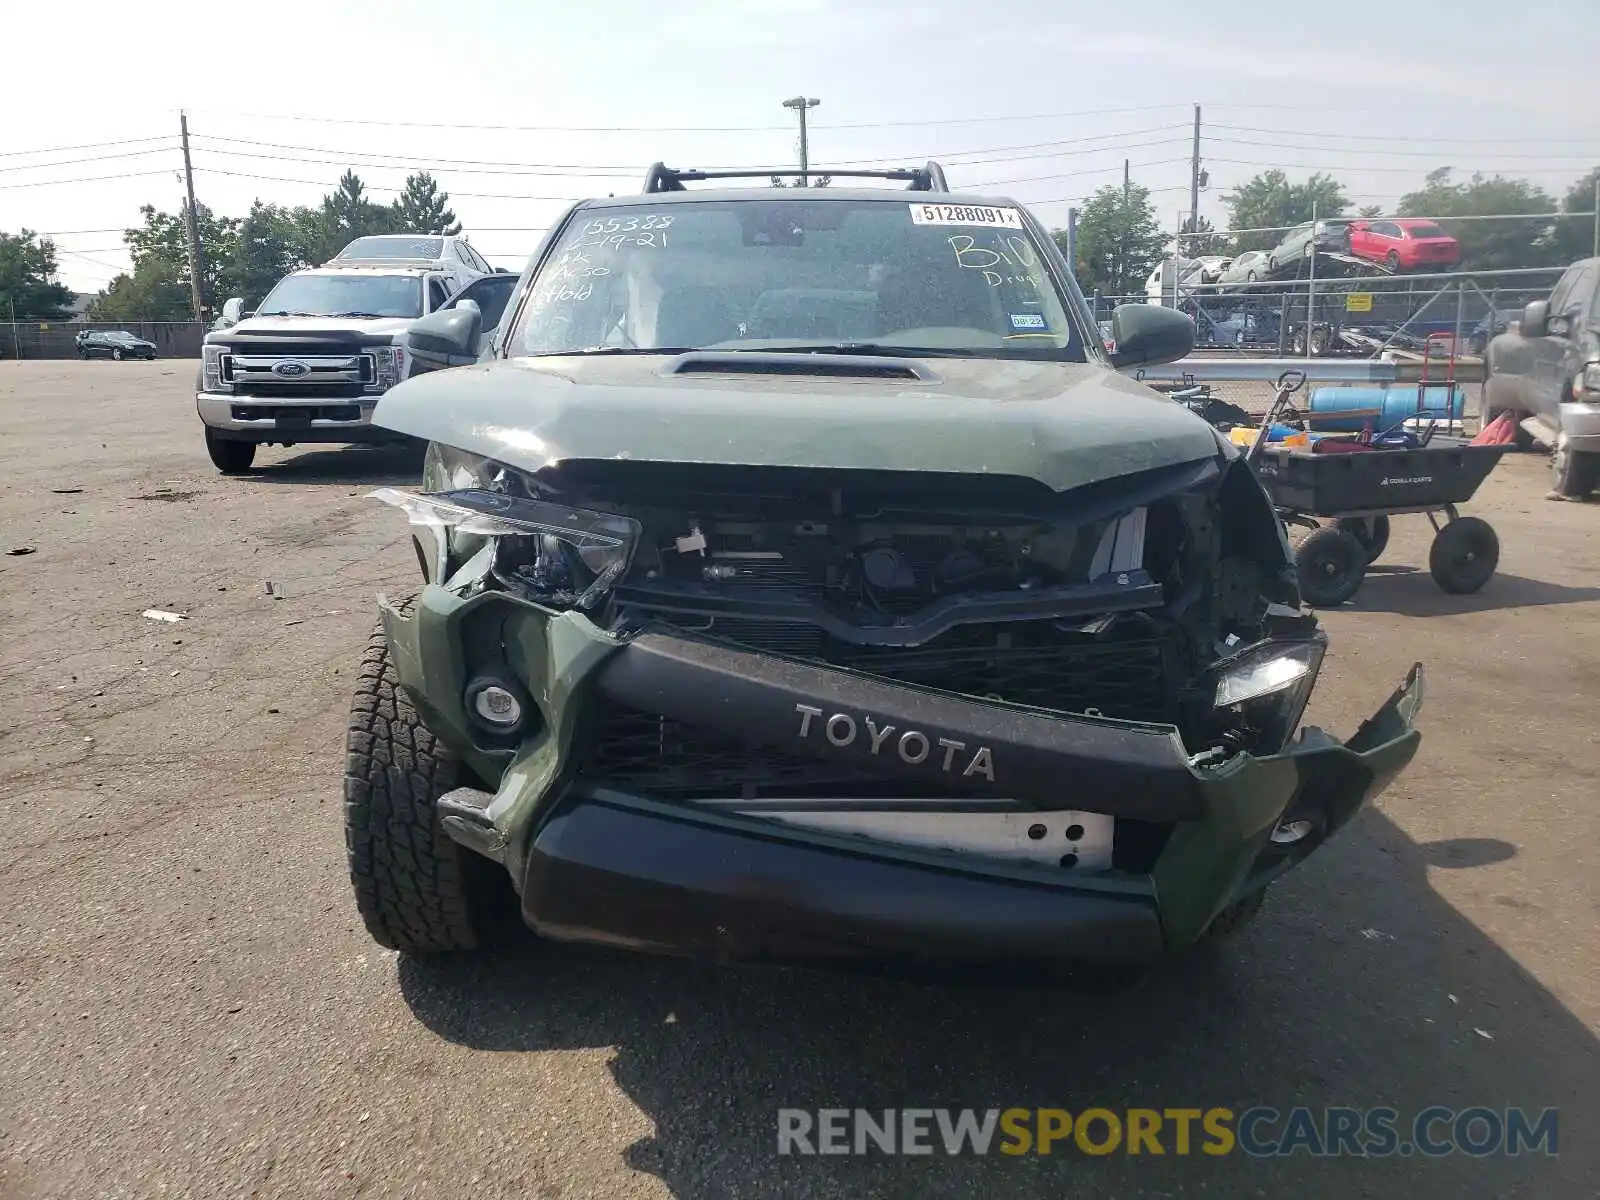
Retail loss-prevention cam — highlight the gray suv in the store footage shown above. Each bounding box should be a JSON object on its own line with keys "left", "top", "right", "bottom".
{"left": 1483, "top": 256, "right": 1600, "bottom": 498}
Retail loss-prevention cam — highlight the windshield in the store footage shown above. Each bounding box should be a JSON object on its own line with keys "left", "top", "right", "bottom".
{"left": 339, "top": 236, "right": 444, "bottom": 260}
{"left": 511, "top": 198, "right": 1085, "bottom": 360}
{"left": 256, "top": 274, "right": 423, "bottom": 319}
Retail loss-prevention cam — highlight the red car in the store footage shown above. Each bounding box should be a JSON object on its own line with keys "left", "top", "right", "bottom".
{"left": 1348, "top": 218, "right": 1461, "bottom": 271}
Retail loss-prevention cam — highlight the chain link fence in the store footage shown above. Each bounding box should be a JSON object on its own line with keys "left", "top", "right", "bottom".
{"left": 0, "top": 321, "right": 205, "bottom": 361}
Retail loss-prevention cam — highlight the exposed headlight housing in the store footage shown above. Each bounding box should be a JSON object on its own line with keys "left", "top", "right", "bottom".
{"left": 374, "top": 344, "right": 405, "bottom": 389}
{"left": 371, "top": 486, "right": 640, "bottom": 610}
{"left": 1581, "top": 362, "right": 1600, "bottom": 395}
{"left": 1212, "top": 637, "right": 1327, "bottom": 751}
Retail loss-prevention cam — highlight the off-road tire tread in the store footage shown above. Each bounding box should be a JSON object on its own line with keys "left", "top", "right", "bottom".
{"left": 344, "top": 605, "right": 494, "bottom": 953}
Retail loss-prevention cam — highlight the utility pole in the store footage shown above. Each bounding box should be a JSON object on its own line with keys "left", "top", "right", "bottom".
{"left": 1066, "top": 207, "right": 1078, "bottom": 275}
{"left": 1188, "top": 103, "right": 1202, "bottom": 245}
{"left": 179, "top": 111, "right": 205, "bottom": 322}
{"left": 1593, "top": 176, "right": 1599, "bottom": 258}
{"left": 781, "top": 97, "right": 820, "bottom": 186}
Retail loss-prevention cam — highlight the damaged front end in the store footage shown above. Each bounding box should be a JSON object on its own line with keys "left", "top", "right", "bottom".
{"left": 371, "top": 442, "right": 1422, "bottom": 961}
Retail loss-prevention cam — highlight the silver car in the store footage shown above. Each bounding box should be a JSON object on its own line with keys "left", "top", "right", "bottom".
{"left": 1217, "top": 250, "right": 1271, "bottom": 287}
{"left": 1265, "top": 220, "right": 1352, "bottom": 273}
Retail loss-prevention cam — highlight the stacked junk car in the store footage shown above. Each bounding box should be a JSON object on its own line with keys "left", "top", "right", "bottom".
{"left": 342, "top": 162, "right": 1424, "bottom": 971}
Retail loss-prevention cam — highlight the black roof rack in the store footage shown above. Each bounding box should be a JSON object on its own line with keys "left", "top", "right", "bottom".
{"left": 642, "top": 161, "right": 949, "bottom": 194}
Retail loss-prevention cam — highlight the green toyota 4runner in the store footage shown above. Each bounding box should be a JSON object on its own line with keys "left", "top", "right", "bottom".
{"left": 343, "top": 163, "right": 1423, "bottom": 968}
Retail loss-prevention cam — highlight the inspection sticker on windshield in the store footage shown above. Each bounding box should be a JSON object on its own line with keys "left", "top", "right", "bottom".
{"left": 909, "top": 203, "right": 1024, "bottom": 228}
{"left": 1010, "top": 312, "right": 1047, "bottom": 331}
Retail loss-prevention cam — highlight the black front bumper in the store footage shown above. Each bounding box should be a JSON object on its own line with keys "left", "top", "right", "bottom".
{"left": 523, "top": 788, "right": 1166, "bottom": 961}
{"left": 384, "top": 589, "right": 1424, "bottom": 964}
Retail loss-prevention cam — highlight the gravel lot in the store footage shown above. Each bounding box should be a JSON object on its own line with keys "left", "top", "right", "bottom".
{"left": 2, "top": 360, "right": 1596, "bottom": 1199}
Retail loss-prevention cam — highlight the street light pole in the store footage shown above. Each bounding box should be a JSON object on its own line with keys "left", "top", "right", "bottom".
{"left": 781, "top": 96, "right": 820, "bottom": 186}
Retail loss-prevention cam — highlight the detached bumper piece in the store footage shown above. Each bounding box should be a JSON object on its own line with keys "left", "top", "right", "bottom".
{"left": 522, "top": 790, "right": 1166, "bottom": 962}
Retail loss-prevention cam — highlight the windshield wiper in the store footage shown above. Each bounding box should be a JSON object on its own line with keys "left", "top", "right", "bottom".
{"left": 330, "top": 311, "right": 390, "bottom": 319}
{"left": 257, "top": 310, "right": 319, "bottom": 317}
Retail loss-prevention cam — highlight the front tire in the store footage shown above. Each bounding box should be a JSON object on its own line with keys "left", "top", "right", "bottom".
{"left": 344, "top": 614, "right": 504, "bottom": 953}
{"left": 112, "top": 348, "right": 124, "bottom": 361}
{"left": 1552, "top": 442, "right": 1600, "bottom": 500}
{"left": 205, "top": 428, "right": 256, "bottom": 474}
{"left": 1386, "top": 250, "right": 1401, "bottom": 270}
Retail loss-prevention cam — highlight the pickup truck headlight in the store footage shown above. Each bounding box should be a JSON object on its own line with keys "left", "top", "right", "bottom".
{"left": 1581, "top": 363, "right": 1600, "bottom": 395}
{"left": 1213, "top": 637, "right": 1326, "bottom": 751}
{"left": 374, "top": 345, "right": 405, "bottom": 389}
{"left": 202, "top": 344, "right": 228, "bottom": 391}
{"left": 371, "top": 486, "right": 639, "bottom": 610}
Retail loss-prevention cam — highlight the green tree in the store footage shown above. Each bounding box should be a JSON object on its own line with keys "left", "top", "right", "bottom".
{"left": 223, "top": 201, "right": 305, "bottom": 306}
{"left": 391, "top": 172, "right": 460, "bottom": 234}
{"left": 1064, "top": 181, "right": 1168, "bottom": 296}
{"left": 118, "top": 202, "right": 241, "bottom": 317}
{"left": 1221, "top": 170, "right": 1350, "bottom": 252}
{"left": 320, "top": 170, "right": 394, "bottom": 250}
{"left": 1396, "top": 168, "right": 1562, "bottom": 270}
{"left": 1178, "top": 214, "right": 1228, "bottom": 257}
{"left": 1553, "top": 166, "right": 1600, "bottom": 263}
{"left": 0, "top": 230, "right": 74, "bottom": 320}
{"left": 88, "top": 261, "right": 190, "bottom": 321}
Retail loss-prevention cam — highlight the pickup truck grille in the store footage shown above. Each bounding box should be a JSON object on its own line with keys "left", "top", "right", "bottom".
{"left": 221, "top": 351, "right": 375, "bottom": 396}
{"left": 577, "top": 627, "right": 1174, "bottom": 799}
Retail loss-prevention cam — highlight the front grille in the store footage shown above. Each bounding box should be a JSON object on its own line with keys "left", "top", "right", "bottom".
{"left": 578, "top": 624, "right": 1175, "bottom": 799}
{"left": 233, "top": 382, "right": 366, "bottom": 399}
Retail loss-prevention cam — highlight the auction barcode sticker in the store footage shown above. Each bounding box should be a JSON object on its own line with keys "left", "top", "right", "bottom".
{"left": 909, "top": 203, "right": 1024, "bottom": 228}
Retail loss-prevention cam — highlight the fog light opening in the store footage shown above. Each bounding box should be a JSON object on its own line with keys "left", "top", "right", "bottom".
{"left": 464, "top": 676, "right": 529, "bottom": 734}
{"left": 1270, "top": 818, "right": 1316, "bottom": 846}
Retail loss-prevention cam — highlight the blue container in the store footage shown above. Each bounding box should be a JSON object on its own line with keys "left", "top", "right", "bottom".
{"left": 1306, "top": 385, "right": 1466, "bottom": 433}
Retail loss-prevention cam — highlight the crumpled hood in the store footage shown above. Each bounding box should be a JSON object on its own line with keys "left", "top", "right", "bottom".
{"left": 372, "top": 354, "right": 1221, "bottom": 492}
{"left": 206, "top": 314, "right": 415, "bottom": 342}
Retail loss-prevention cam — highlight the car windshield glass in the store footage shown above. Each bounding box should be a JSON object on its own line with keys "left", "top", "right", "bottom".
{"left": 339, "top": 236, "right": 444, "bottom": 260}
{"left": 256, "top": 275, "right": 423, "bottom": 318}
{"left": 1405, "top": 223, "right": 1449, "bottom": 239}
{"left": 511, "top": 198, "right": 1084, "bottom": 361}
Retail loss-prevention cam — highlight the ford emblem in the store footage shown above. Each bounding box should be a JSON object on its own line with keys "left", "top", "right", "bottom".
{"left": 273, "top": 360, "right": 310, "bottom": 378}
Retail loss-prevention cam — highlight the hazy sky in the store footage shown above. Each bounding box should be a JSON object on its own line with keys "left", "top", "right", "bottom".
{"left": 6, "top": 0, "right": 1599, "bottom": 294}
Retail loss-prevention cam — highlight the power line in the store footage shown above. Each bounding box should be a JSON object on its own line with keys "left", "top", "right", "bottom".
{"left": 0, "top": 168, "right": 176, "bottom": 191}
{"left": 194, "top": 166, "right": 582, "bottom": 201}
{"left": 55, "top": 248, "right": 128, "bottom": 271}
{"left": 966, "top": 157, "right": 1191, "bottom": 189}
{"left": 186, "top": 133, "right": 1193, "bottom": 179}
{"left": 0, "top": 134, "right": 173, "bottom": 159}
{"left": 1208, "top": 122, "right": 1600, "bottom": 147}
{"left": 1206, "top": 156, "right": 1591, "bottom": 176}
{"left": 0, "top": 144, "right": 179, "bottom": 174}
{"left": 34, "top": 228, "right": 132, "bottom": 236}
{"left": 1206, "top": 135, "right": 1600, "bottom": 162}
{"left": 184, "top": 103, "right": 1189, "bottom": 135}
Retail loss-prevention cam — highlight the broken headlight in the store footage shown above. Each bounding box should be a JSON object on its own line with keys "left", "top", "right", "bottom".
{"left": 371, "top": 487, "right": 640, "bottom": 610}
{"left": 1212, "top": 636, "right": 1326, "bottom": 752}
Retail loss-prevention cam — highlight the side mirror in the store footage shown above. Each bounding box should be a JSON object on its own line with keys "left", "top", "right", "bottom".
{"left": 407, "top": 306, "right": 483, "bottom": 370}
{"left": 1108, "top": 302, "right": 1195, "bottom": 368}
{"left": 216, "top": 297, "right": 246, "bottom": 329}
{"left": 1521, "top": 300, "right": 1549, "bottom": 338}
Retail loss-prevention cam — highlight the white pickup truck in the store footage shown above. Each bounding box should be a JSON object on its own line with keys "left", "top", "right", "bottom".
{"left": 197, "top": 241, "right": 492, "bottom": 474}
